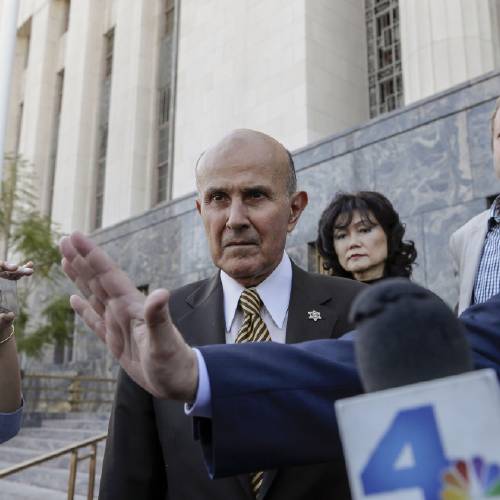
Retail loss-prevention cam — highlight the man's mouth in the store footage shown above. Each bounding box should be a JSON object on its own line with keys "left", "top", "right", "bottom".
{"left": 224, "top": 241, "right": 257, "bottom": 247}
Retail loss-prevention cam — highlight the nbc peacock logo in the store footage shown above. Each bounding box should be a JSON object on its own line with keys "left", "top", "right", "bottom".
{"left": 441, "top": 457, "right": 500, "bottom": 499}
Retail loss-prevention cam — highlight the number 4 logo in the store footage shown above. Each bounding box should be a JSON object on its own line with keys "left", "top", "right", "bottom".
{"left": 361, "top": 405, "right": 450, "bottom": 500}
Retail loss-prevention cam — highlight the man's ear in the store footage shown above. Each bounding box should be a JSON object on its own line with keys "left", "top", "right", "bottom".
{"left": 287, "top": 191, "right": 308, "bottom": 232}
{"left": 195, "top": 198, "right": 201, "bottom": 215}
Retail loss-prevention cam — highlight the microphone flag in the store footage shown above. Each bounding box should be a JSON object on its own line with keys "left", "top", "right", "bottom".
{"left": 335, "top": 369, "right": 500, "bottom": 500}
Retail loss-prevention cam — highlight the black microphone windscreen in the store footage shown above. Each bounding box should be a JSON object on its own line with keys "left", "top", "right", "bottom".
{"left": 349, "top": 279, "right": 473, "bottom": 392}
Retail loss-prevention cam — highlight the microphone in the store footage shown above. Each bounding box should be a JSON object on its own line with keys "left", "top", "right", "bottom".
{"left": 349, "top": 278, "right": 473, "bottom": 392}
{"left": 335, "top": 280, "right": 500, "bottom": 500}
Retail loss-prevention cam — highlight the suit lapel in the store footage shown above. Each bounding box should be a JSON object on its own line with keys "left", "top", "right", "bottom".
{"left": 176, "top": 274, "right": 255, "bottom": 499}
{"left": 176, "top": 273, "right": 226, "bottom": 346}
{"left": 259, "top": 264, "right": 338, "bottom": 499}
{"left": 286, "top": 263, "right": 339, "bottom": 344}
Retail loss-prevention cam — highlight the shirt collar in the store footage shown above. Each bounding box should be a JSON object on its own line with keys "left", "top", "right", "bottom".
{"left": 488, "top": 195, "right": 500, "bottom": 226}
{"left": 220, "top": 253, "right": 292, "bottom": 331}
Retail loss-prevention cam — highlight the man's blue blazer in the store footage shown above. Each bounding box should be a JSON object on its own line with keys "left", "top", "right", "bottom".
{"left": 196, "top": 294, "right": 500, "bottom": 478}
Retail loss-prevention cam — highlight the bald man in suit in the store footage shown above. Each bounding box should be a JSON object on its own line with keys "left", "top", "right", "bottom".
{"left": 63, "top": 130, "right": 365, "bottom": 500}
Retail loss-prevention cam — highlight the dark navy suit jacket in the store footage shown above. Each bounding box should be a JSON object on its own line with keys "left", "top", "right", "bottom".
{"left": 196, "top": 294, "right": 500, "bottom": 478}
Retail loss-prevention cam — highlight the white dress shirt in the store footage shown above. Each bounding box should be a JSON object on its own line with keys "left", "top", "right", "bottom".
{"left": 220, "top": 252, "right": 292, "bottom": 344}
{"left": 186, "top": 253, "right": 292, "bottom": 416}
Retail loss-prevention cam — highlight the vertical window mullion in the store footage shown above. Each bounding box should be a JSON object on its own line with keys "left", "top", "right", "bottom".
{"left": 94, "top": 28, "right": 115, "bottom": 229}
{"left": 365, "top": 0, "right": 403, "bottom": 118}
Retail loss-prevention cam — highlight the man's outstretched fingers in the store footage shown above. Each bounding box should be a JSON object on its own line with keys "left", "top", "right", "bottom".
{"left": 69, "top": 231, "right": 97, "bottom": 257}
{"left": 70, "top": 295, "right": 106, "bottom": 342}
{"left": 144, "top": 289, "right": 171, "bottom": 331}
{"left": 59, "top": 236, "right": 78, "bottom": 262}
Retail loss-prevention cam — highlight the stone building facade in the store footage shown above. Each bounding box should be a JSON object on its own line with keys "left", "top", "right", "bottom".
{"left": 0, "top": 0, "right": 499, "bottom": 368}
{"left": 72, "top": 70, "right": 500, "bottom": 369}
{"left": 2, "top": 0, "right": 499, "bottom": 229}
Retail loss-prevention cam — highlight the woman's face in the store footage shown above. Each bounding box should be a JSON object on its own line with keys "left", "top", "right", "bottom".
{"left": 333, "top": 210, "right": 388, "bottom": 282}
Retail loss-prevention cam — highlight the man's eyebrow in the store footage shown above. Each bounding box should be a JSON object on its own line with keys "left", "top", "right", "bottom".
{"left": 202, "top": 186, "right": 227, "bottom": 198}
{"left": 241, "top": 185, "right": 272, "bottom": 193}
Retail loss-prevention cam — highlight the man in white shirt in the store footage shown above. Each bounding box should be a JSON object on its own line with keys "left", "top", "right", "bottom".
{"left": 449, "top": 97, "right": 500, "bottom": 314}
{"left": 75, "top": 129, "right": 364, "bottom": 500}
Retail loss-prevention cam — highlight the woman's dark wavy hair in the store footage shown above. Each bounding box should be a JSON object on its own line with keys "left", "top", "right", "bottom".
{"left": 316, "top": 191, "right": 417, "bottom": 279}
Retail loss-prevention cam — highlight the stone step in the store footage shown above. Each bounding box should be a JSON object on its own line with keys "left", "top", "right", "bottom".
{"left": 63, "top": 412, "right": 110, "bottom": 421}
{"left": 19, "top": 426, "right": 106, "bottom": 442}
{"left": 0, "top": 444, "right": 105, "bottom": 470}
{"left": 0, "top": 412, "right": 109, "bottom": 499}
{"left": 0, "top": 460, "right": 100, "bottom": 497}
{"left": 3, "top": 434, "right": 106, "bottom": 458}
{"left": 41, "top": 418, "right": 109, "bottom": 431}
{"left": 0, "top": 478, "right": 87, "bottom": 500}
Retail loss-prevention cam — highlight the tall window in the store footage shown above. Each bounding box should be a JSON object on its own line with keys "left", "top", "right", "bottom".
{"left": 156, "top": 0, "right": 176, "bottom": 204}
{"left": 365, "top": 0, "right": 403, "bottom": 117}
{"left": 15, "top": 102, "right": 23, "bottom": 155}
{"left": 94, "top": 28, "right": 115, "bottom": 229}
{"left": 47, "top": 70, "right": 64, "bottom": 218}
{"left": 61, "top": 0, "right": 71, "bottom": 34}
{"left": 157, "top": 86, "right": 170, "bottom": 202}
{"left": 18, "top": 18, "right": 31, "bottom": 69}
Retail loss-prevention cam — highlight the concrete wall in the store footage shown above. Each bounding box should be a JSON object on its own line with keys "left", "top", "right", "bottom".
{"left": 173, "top": 0, "right": 370, "bottom": 198}
{"left": 67, "top": 70, "right": 500, "bottom": 368}
{"left": 305, "top": 0, "right": 369, "bottom": 144}
{"left": 172, "top": 0, "right": 309, "bottom": 197}
{"left": 400, "top": 0, "right": 500, "bottom": 104}
{"left": 5, "top": 0, "right": 500, "bottom": 240}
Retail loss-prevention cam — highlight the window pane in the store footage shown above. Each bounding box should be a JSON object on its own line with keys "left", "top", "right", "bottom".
{"left": 365, "top": 0, "right": 403, "bottom": 118}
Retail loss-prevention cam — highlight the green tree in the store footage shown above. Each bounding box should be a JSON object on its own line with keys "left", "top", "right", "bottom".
{"left": 0, "top": 154, "right": 37, "bottom": 260}
{"left": 0, "top": 155, "right": 73, "bottom": 358}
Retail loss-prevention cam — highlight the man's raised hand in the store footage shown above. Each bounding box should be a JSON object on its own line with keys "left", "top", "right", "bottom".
{"left": 59, "top": 232, "right": 198, "bottom": 401}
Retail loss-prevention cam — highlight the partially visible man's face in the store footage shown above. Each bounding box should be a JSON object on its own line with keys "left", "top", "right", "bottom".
{"left": 196, "top": 130, "right": 307, "bottom": 287}
{"left": 494, "top": 108, "right": 500, "bottom": 178}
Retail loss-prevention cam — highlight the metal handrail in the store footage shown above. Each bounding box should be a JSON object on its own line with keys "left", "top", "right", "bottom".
{"left": 24, "top": 374, "right": 116, "bottom": 382}
{"left": 0, "top": 432, "right": 107, "bottom": 500}
{"left": 22, "top": 373, "right": 116, "bottom": 412}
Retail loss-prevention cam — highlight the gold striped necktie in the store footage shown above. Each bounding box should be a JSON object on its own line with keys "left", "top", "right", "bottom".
{"left": 235, "top": 288, "right": 272, "bottom": 344}
{"left": 235, "top": 288, "right": 271, "bottom": 496}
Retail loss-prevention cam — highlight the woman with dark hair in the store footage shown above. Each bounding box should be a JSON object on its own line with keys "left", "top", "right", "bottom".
{"left": 316, "top": 191, "right": 417, "bottom": 282}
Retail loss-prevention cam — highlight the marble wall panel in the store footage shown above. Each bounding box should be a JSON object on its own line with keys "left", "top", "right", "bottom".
{"left": 372, "top": 114, "right": 473, "bottom": 218}
{"left": 46, "top": 70, "right": 500, "bottom": 371}
{"left": 467, "top": 98, "right": 500, "bottom": 199}
{"left": 294, "top": 139, "right": 334, "bottom": 169}
{"left": 178, "top": 211, "right": 214, "bottom": 277}
{"left": 285, "top": 244, "right": 309, "bottom": 271}
{"left": 349, "top": 72, "right": 500, "bottom": 153}
{"left": 290, "top": 153, "right": 374, "bottom": 247}
{"left": 422, "top": 198, "right": 486, "bottom": 307}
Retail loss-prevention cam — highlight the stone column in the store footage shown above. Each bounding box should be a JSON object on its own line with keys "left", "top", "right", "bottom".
{"left": 101, "top": 0, "right": 158, "bottom": 226}
{"left": 305, "top": 0, "right": 369, "bottom": 144}
{"left": 16, "top": 1, "right": 60, "bottom": 211}
{"left": 400, "top": 0, "right": 499, "bottom": 104}
{"left": 51, "top": 0, "right": 103, "bottom": 233}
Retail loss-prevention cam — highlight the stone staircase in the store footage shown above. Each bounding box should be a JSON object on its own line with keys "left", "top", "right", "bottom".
{"left": 0, "top": 412, "right": 109, "bottom": 499}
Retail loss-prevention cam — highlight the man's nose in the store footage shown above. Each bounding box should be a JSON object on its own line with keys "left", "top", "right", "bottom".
{"left": 226, "top": 200, "right": 249, "bottom": 229}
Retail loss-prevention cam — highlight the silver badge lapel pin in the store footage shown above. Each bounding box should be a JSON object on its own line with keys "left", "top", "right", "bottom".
{"left": 308, "top": 310, "right": 322, "bottom": 322}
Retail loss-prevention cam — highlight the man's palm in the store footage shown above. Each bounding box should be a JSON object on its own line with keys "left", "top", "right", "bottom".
{"left": 60, "top": 232, "right": 197, "bottom": 400}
